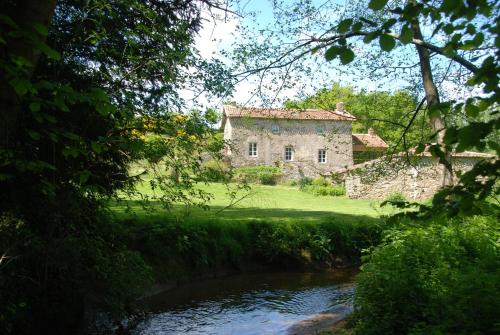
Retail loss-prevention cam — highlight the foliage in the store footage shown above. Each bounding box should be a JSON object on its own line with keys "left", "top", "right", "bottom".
{"left": 354, "top": 215, "right": 500, "bottom": 335}
{"left": 0, "top": 202, "right": 153, "bottom": 334}
{"left": 286, "top": 83, "right": 427, "bottom": 149}
{"left": 120, "top": 214, "right": 384, "bottom": 280}
{"left": 0, "top": 0, "right": 231, "bottom": 333}
{"left": 200, "top": 159, "right": 232, "bottom": 182}
{"left": 298, "top": 176, "right": 314, "bottom": 189}
{"left": 233, "top": 165, "right": 283, "bottom": 185}
{"left": 301, "top": 176, "right": 346, "bottom": 196}
{"left": 384, "top": 192, "right": 407, "bottom": 204}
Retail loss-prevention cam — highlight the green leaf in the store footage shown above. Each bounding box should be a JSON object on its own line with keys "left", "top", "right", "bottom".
{"left": 363, "top": 31, "right": 378, "bottom": 43}
{"left": 28, "top": 130, "right": 41, "bottom": 140}
{"left": 442, "top": 24, "right": 454, "bottom": 35}
{"left": 351, "top": 22, "right": 363, "bottom": 32}
{"left": 0, "top": 14, "right": 18, "bottom": 28}
{"left": 311, "top": 47, "right": 320, "bottom": 55}
{"left": 369, "top": 0, "right": 388, "bottom": 11}
{"left": 35, "top": 41, "right": 61, "bottom": 61}
{"left": 324, "top": 46, "right": 340, "bottom": 61}
{"left": 440, "top": 0, "right": 460, "bottom": 13}
{"left": 29, "top": 102, "right": 41, "bottom": 112}
{"left": 91, "top": 142, "right": 103, "bottom": 154}
{"left": 32, "top": 23, "right": 48, "bottom": 36}
{"left": 360, "top": 17, "right": 377, "bottom": 27}
{"left": 399, "top": 26, "right": 413, "bottom": 44}
{"left": 9, "top": 78, "right": 32, "bottom": 96}
{"left": 381, "top": 18, "right": 397, "bottom": 30}
{"left": 339, "top": 48, "right": 355, "bottom": 64}
{"left": 465, "top": 103, "right": 479, "bottom": 117}
{"left": 337, "top": 19, "right": 353, "bottom": 34}
{"left": 379, "top": 34, "right": 395, "bottom": 52}
{"left": 79, "top": 170, "right": 91, "bottom": 184}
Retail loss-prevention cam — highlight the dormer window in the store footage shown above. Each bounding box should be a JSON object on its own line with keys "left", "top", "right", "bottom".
{"left": 271, "top": 124, "right": 280, "bottom": 134}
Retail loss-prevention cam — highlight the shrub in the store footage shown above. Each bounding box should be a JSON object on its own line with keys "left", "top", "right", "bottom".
{"left": 201, "top": 159, "right": 231, "bottom": 182}
{"left": 259, "top": 172, "right": 280, "bottom": 185}
{"left": 301, "top": 177, "right": 345, "bottom": 197}
{"left": 233, "top": 166, "right": 282, "bottom": 185}
{"left": 298, "top": 176, "right": 313, "bottom": 189}
{"left": 311, "top": 176, "right": 329, "bottom": 187}
{"left": 384, "top": 191, "right": 407, "bottom": 203}
{"left": 354, "top": 215, "right": 500, "bottom": 335}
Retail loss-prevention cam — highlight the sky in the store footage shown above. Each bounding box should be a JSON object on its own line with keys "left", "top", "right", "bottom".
{"left": 189, "top": 0, "right": 481, "bottom": 110}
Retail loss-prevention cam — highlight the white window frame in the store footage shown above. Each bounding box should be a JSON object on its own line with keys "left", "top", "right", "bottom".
{"left": 248, "top": 142, "right": 258, "bottom": 157}
{"left": 284, "top": 146, "right": 293, "bottom": 161}
{"left": 271, "top": 124, "right": 280, "bottom": 134}
{"left": 318, "top": 149, "right": 327, "bottom": 163}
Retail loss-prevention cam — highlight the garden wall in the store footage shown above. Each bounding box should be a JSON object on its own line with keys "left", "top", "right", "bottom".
{"left": 343, "top": 152, "right": 494, "bottom": 200}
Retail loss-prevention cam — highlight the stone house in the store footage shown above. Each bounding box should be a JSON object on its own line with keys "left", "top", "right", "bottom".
{"left": 343, "top": 151, "right": 495, "bottom": 200}
{"left": 221, "top": 103, "right": 356, "bottom": 179}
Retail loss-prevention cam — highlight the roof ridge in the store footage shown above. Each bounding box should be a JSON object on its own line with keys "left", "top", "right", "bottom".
{"left": 223, "top": 105, "right": 356, "bottom": 121}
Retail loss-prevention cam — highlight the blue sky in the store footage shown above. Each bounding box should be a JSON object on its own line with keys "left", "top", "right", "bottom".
{"left": 189, "top": 0, "right": 480, "bottom": 109}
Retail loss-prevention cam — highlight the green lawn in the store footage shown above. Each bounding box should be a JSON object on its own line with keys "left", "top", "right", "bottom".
{"left": 112, "top": 182, "right": 393, "bottom": 224}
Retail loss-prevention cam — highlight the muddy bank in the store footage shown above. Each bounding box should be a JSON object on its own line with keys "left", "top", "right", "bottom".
{"left": 286, "top": 303, "right": 353, "bottom": 335}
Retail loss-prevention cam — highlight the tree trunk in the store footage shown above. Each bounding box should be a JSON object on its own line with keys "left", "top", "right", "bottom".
{"left": 0, "top": 0, "right": 58, "bottom": 147}
{"left": 410, "top": 10, "right": 454, "bottom": 187}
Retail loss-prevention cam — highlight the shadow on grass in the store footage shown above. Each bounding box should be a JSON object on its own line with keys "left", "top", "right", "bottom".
{"left": 111, "top": 199, "right": 383, "bottom": 225}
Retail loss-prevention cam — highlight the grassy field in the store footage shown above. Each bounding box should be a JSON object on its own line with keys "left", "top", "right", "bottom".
{"left": 112, "top": 181, "right": 392, "bottom": 224}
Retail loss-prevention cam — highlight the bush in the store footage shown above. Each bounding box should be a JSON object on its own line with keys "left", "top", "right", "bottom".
{"left": 302, "top": 177, "right": 346, "bottom": 196}
{"left": 233, "top": 166, "right": 282, "bottom": 185}
{"left": 201, "top": 159, "right": 231, "bottom": 182}
{"left": 259, "top": 172, "right": 280, "bottom": 185}
{"left": 354, "top": 215, "right": 500, "bottom": 335}
{"left": 298, "top": 176, "right": 313, "bottom": 189}
{"left": 311, "top": 176, "right": 329, "bottom": 187}
{"left": 384, "top": 191, "right": 407, "bottom": 203}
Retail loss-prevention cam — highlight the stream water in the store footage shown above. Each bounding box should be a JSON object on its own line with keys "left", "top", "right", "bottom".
{"left": 132, "top": 269, "right": 357, "bottom": 335}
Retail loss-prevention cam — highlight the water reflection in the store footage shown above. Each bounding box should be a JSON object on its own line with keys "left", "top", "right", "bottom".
{"left": 133, "top": 270, "right": 356, "bottom": 335}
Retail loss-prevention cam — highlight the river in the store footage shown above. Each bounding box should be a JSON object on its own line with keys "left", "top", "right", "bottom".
{"left": 131, "top": 269, "right": 357, "bottom": 335}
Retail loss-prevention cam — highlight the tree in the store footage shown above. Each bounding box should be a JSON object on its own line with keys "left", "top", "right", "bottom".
{"left": 231, "top": 0, "right": 499, "bottom": 215}
{"left": 0, "top": 0, "right": 232, "bottom": 333}
{"left": 285, "top": 83, "right": 429, "bottom": 150}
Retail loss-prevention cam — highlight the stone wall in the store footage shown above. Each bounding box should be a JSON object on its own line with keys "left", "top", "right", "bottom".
{"left": 344, "top": 156, "right": 484, "bottom": 200}
{"left": 225, "top": 117, "right": 354, "bottom": 179}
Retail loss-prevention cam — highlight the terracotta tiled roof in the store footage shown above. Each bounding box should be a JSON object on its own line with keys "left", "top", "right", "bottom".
{"left": 352, "top": 133, "right": 389, "bottom": 149}
{"left": 223, "top": 105, "right": 356, "bottom": 121}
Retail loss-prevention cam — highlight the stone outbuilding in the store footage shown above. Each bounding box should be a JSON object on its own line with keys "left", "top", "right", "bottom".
{"left": 352, "top": 128, "right": 388, "bottom": 164}
{"left": 222, "top": 103, "right": 356, "bottom": 179}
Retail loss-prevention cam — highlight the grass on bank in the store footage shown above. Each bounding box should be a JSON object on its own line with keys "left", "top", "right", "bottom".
{"left": 111, "top": 181, "right": 393, "bottom": 225}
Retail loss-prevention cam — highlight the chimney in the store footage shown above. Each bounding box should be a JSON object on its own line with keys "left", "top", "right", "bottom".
{"left": 368, "top": 127, "right": 375, "bottom": 136}
{"left": 336, "top": 102, "right": 344, "bottom": 112}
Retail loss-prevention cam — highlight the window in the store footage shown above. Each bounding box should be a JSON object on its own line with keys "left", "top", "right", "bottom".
{"left": 316, "top": 125, "right": 325, "bottom": 135}
{"left": 318, "top": 149, "right": 327, "bottom": 163}
{"left": 248, "top": 142, "right": 257, "bottom": 157}
{"left": 271, "top": 124, "right": 280, "bottom": 134}
{"left": 284, "top": 146, "right": 293, "bottom": 161}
